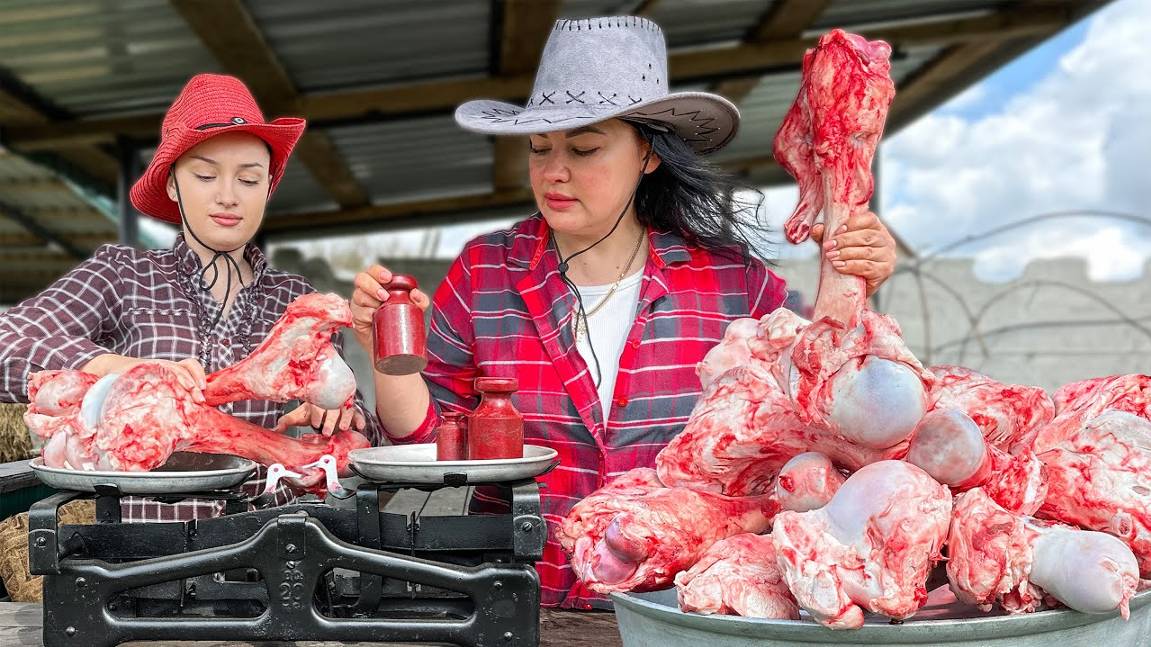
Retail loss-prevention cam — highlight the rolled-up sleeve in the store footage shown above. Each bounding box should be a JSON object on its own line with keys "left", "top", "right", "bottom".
{"left": 0, "top": 245, "right": 123, "bottom": 402}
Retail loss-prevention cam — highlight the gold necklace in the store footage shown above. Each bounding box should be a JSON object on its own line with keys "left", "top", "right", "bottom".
{"left": 572, "top": 230, "right": 646, "bottom": 341}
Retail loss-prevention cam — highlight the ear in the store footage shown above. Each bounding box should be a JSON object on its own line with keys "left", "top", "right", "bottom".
{"left": 643, "top": 149, "right": 662, "bottom": 175}
{"left": 165, "top": 171, "right": 178, "bottom": 202}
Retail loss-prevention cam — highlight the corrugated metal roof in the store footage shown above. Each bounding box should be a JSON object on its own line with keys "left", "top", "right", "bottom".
{"left": 0, "top": 0, "right": 220, "bottom": 117}
{"left": 327, "top": 115, "right": 493, "bottom": 205}
{"left": 0, "top": 0, "right": 1092, "bottom": 301}
{"left": 562, "top": 0, "right": 770, "bottom": 46}
{"left": 815, "top": 0, "right": 1006, "bottom": 31}
{"left": 267, "top": 158, "right": 337, "bottom": 215}
{"left": 247, "top": 0, "right": 493, "bottom": 92}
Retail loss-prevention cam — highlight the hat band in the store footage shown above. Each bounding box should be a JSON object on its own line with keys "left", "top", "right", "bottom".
{"left": 195, "top": 116, "right": 249, "bottom": 130}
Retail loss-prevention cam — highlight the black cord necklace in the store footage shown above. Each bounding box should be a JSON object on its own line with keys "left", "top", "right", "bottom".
{"left": 170, "top": 167, "right": 257, "bottom": 368}
{"left": 554, "top": 140, "right": 654, "bottom": 388}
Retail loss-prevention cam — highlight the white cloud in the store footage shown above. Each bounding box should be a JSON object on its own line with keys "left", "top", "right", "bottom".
{"left": 881, "top": 0, "right": 1151, "bottom": 282}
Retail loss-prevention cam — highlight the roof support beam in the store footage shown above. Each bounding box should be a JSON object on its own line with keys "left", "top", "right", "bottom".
{"left": 713, "top": 0, "right": 834, "bottom": 104}
{"left": 0, "top": 77, "right": 118, "bottom": 189}
{"left": 170, "top": 0, "right": 371, "bottom": 208}
{"left": 489, "top": 0, "right": 559, "bottom": 193}
{"left": 8, "top": 5, "right": 1083, "bottom": 152}
{"left": 262, "top": 151, "right": 797, "bottom": 237}
{"left": 0, "top": 199, "right": 90, "bottom": 259}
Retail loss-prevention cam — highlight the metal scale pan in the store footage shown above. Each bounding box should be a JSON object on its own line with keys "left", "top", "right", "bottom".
{"left": 349, "top": 443, "right": 559, "bottom": 484}
{"left": 30, "top": 452, "right": 256, "bottom": 494}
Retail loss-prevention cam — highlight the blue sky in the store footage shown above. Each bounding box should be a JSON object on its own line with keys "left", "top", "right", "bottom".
{"left": 878, "top": 0, "right": 1150, "bottom": 281}
{"left": 938, "top": 19, "right": 1090, "bottom": 122}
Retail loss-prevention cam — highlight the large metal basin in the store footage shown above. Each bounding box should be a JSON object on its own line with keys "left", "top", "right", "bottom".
{"left": 612, "top": 587, "right": 1151, "bottom": 646}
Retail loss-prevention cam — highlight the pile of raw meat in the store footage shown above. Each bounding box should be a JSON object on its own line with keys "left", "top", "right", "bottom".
{"left": 23, "top": 292, "right": 369, "bottom": 491}
{"left": 556, "top": 30, "right": 1149, "bottom": 630}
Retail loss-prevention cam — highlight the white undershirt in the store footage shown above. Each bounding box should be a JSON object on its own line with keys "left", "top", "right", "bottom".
{"left": 574, "top": 270, "right": 644, "bottom": 419}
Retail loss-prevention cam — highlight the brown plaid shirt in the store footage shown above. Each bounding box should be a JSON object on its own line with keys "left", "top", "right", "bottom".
{"left": 0, "top": 235, "right": 380, "bottom": 520}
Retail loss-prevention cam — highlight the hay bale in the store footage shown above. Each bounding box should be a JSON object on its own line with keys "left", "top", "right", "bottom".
{"left": 0, "top": 499, "right": 95, "bottom": 602}
{"left": 0, "top": 403, "right": 34, "bottom": 463}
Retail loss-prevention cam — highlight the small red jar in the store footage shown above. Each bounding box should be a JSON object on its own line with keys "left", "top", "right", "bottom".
{"left": 468, "top": 377, "right": 524, "bottom": 460}
{"left": 435, "top": 411, "right": 468, "bottom": 461}
{"left": 372, "top": 274, "right": 428, "bottom": 375}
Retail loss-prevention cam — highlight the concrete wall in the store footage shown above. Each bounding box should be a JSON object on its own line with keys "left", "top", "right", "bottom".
{"left": 270, "top": 249, "right": 1151, "bottom": 400}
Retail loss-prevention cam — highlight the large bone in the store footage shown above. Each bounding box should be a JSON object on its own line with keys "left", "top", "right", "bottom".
{"left": 774, "top": 30, "right": 895, "bottom": 328}
{"left": 556, "top": 468, "right": 780, "bottom": 594}
{"left": 204, "top": 292, "right": 356, "bottom": 410}
{"left": 771, "top": 461, "right": 952, "bottom": 629}
{"left": 947, "top": 487, "right": 1138, "bottom": 618}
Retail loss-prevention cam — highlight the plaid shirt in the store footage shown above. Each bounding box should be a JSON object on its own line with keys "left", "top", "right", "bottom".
{"left": 391, "top": 215, "right": 786, "bottom": 608}
{"left": 0, "top": 235, "right": 379, "bottom": 521}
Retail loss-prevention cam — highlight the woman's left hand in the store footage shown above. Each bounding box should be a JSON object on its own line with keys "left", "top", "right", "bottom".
{"left": 810, "top": 211, "right": 896, "bottom": 296}
{"left": 274, "top": 403, "right": 365, "bottom": 436}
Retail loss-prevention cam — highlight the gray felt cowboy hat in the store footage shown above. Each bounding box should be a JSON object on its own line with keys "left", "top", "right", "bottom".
{"left": 454, "top": 16, "right": 739, "bottom": 155}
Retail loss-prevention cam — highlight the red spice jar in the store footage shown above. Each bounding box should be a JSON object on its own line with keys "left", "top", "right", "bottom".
{"left": 372, "top": 274, "right": 428, "bottom": 375}
{"left": 435, "top": 411, "right": 468, "bottom": 461}
{"left": 468, "top": 377, "right": 524, "bottom": 460}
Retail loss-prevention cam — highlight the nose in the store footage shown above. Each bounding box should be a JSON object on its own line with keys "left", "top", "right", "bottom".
{"left": 216, "top": 181, "right": 239, "bottom": 208}
{"left": 539, "top": 150, "right": 570, "bottom": 184}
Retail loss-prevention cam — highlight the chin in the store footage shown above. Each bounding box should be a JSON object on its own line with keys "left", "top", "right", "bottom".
{"left": 202, "top": 228, "right": 257, "bottom": 250}
{"left": 540, "top": 210, "right": 590, "bottom": 234}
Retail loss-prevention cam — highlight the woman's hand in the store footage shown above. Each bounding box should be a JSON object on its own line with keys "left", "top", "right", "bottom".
{"left": 81, "top": 355, "right": 206, "bottom": 403}
{"left": 810, "top": 211, "right": 897, "bottom": 296}
{"left": 349, "top": 264, "right": 431, "bottom": 353}
{"left": 274, "top": 402, "right": 365, "bottom": 436}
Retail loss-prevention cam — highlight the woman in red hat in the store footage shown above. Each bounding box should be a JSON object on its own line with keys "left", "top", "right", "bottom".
{"left": 0, "top": 73, "right": 381, "bottom": 520}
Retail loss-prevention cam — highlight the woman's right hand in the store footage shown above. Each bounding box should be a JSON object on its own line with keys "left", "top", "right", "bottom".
{"left": 350, "top": 264, "right": 431, "bottom": 353}
{"left": 81, "top": 354, "right": 207, "bottom": 403}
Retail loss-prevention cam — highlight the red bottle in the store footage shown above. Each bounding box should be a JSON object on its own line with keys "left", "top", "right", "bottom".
{"left": 436, "top": 411, "right": 468, "bottom": 461}
{"left": 372, "top": 274, "right": 428, "bottom": 375}
{"left": 468, "top": 377, "right": 524, "bottom": 460}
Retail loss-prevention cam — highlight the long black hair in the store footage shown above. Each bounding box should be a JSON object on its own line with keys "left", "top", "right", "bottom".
{"left": 628, "top": 122, "right": 769, "bottom": 263}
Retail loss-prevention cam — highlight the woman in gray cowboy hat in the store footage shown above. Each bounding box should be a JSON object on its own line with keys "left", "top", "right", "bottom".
{"left": 349, "top": 16, "right": 896, "bottom": 608}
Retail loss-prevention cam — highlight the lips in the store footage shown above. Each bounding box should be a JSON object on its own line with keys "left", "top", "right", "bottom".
{"left": 544, "top": 192, "right": 577, "bottom": 211}
{"left": 210, "top": 213, "right": 242, "bottom": 227}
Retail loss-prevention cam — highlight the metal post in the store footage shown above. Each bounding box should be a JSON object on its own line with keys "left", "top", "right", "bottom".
{"left": 117, "top": 137, "right": 140, "bottom": 248}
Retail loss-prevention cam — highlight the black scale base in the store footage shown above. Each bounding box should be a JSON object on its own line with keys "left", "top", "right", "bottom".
{"left": 27, "top": 479, "right": 546, "bottom": 647}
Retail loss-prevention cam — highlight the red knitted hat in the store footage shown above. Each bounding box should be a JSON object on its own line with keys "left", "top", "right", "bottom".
{"left": 130, "top": 73, "right": 306, "bottom": 223}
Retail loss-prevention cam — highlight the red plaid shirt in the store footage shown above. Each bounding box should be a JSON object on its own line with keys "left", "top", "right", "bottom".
{"left": 390, "top": 215, "right": 786, "bottom": 608}
{"left": 0, "top": 236, "right": 379, "bottom": 520}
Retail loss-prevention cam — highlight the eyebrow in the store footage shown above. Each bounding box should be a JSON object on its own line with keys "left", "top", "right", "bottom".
{"left": 564, "top": 126, "right": 607, "bottom": 138}
{"left": 189, "top": 155, "right": 265, "bottom": 169}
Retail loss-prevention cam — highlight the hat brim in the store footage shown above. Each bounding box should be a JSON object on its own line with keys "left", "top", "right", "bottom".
{"left": 130, "top": 118, "right": 306, "bottom": 224}
{"left": 454, "top": 91, "right": 739, "bottom": 155}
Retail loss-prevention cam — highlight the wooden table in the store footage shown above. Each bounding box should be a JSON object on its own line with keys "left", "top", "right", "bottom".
{"left": 0, "top": 460, "right": 35, "bottom": 494}
{"left": 0, "top": 601, "right": 623, "bottom": 647}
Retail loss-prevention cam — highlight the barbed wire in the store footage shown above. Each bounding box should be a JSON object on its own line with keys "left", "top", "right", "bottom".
{"left": 880, "top": 209, "right": 1151, "bottom": 370}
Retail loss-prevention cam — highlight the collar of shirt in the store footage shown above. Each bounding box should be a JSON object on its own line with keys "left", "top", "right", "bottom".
{"left": 173, "top": 233, "right": 270, "bottom": 286}
{"left": 505, "top": 215, "right": 692, "bottom": 440}
{"left": 505, "top": 214, "right": 693, "bottom": 271}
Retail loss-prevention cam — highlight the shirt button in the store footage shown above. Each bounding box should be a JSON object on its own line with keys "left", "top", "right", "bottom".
{"left": 221, "top": 339, "right": 230, "bottom": 347}
{"left": 616, "top": 397, "right": 629, "bottom": 407}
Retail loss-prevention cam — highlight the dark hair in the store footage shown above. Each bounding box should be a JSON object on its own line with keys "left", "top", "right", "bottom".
{"left": 628, "top": 123, "right": 770, "bottom": 263}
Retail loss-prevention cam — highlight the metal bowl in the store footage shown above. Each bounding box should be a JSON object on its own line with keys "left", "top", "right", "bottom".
{"left": 30, "top": 452, "right": 256, "bottom": 494}
{"left": 612, "top": 587, "right": 1151, "bottom": 646}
